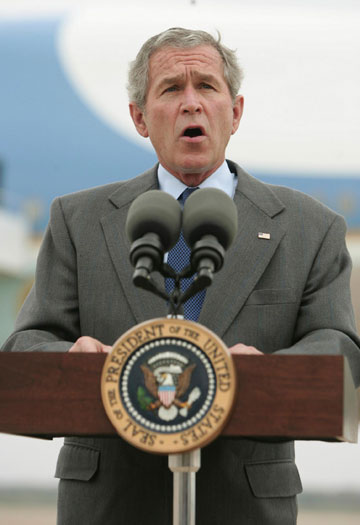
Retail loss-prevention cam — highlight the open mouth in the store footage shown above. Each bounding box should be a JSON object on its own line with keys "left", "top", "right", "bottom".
{"left": 182, "top": 127, "right": 204, "bottom": 138}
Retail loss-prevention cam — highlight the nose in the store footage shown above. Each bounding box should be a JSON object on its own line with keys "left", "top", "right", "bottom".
{"left": 181, "top": 86, "right": 202, "bottom": 114}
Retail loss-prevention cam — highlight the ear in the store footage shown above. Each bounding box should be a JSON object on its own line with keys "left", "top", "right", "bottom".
{"left": 129, "top": 103, "right": 149, "bottom": 138}
{"left": 231, "top": 95, "right": 244, "bottom": 135}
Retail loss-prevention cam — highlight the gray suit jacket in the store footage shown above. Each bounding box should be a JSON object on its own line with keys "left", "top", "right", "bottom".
{"left": 3, "top": 161, "right": 360, "bottom": 524}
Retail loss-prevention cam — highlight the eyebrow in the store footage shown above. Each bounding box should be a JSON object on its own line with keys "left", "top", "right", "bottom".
{"left": 157, "top": 72, "right": 220, "bottom": 91}
{"left": 157, "top": 74, "right": 184, "bottom": 89}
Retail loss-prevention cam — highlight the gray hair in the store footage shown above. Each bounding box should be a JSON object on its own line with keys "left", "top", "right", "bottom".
{"left": 127, "top": 27, "right": 244, "bottom": 110}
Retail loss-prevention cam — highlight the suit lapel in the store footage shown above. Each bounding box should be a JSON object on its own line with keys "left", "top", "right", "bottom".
{"left": 99, "top": 162, "right": 287, "bottom": 334}
{"left": 100, "top": 166, "right": 168, "bottom": 323}
{"left": 199, "top": 164, "right": 286, "bottom": 338}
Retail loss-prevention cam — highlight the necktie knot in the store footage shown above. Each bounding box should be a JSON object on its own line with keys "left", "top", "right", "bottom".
{"left": 179, "top": 187, "right": 198, "bottom": 207}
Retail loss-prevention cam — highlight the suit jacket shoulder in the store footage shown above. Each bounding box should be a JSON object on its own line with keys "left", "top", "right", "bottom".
{"left": 228, "top": 159, "right": 341, "bottom": 224}
{"left": 56, "top": 165, "right": 158, "bottom": 220}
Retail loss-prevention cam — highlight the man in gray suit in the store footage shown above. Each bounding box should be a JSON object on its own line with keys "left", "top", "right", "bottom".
{"left": 2, "top": 28, "right": 360, "bottom": 524}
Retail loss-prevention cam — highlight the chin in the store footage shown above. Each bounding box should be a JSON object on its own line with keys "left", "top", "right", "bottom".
{"left": 178, "top": 171, "right": 211, "bottom": 187}
{"left": 166, "top": 156, "right": 219, "bottom": 185}
{"left": 180, "top": 161, "right": 218, "bottom": 184}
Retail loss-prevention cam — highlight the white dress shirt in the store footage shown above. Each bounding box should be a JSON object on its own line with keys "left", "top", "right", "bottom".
{"left": 157, "top": 161, "right": 237, "bottom": 200}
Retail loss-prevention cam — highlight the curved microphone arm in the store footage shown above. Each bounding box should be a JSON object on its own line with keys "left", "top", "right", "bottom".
{"left": 130, "top": 259, "right": 212, "bottom": 317}
{"left": 129, "top": 254, "right": 215, "bottom": 316}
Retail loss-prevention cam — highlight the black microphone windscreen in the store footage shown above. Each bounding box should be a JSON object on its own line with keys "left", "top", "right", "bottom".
{"left": 126, "top": 190, "right": 182, "bottom": 251}
{"left": 183, "top": 188, "right": 237, "bottom": 250}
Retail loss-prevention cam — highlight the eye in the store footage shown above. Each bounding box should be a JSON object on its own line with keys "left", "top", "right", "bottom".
{"left": 200, "top": 83, "right": 214, "bottom": 90}
{"left": 163, "top": 85, "right": 179, "bottom": 93}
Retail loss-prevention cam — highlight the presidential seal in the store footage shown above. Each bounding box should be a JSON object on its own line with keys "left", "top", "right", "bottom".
{"left": 101, "top": 318, "right": 236, "bottom": 454}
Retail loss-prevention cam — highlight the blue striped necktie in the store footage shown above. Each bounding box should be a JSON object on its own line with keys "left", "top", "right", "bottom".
{"left": 165, "top": 187, "right": 206, "bottom": 321}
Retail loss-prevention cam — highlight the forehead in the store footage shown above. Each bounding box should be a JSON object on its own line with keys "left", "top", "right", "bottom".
{"left": 148, "top": 45, "right": 225, "bottom": 82}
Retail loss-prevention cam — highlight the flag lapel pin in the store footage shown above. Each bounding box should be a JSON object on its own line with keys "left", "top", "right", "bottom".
{"left": 258, "top": 232, "right": 271, "bottom": 240}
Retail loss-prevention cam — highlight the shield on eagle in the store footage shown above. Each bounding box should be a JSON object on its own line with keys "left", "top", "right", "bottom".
{"left": 158, "top": 385, "right": 176, "bottom": 407}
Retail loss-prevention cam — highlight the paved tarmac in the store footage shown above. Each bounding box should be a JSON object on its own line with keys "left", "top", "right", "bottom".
{"left": 1, "top": 506, "right": 360, "bottom": 524}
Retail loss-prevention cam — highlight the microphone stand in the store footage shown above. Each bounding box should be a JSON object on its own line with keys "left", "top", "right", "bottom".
{"left": 126, "top": 188, "right": 236, "bottom": 525}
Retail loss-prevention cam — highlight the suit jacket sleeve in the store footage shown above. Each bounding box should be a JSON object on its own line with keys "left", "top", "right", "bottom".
{"left": 1, "top": 197, "right": 79, "bottom": 352}
{"left": 276, "top": 213, "right": 360, "bottom": 386}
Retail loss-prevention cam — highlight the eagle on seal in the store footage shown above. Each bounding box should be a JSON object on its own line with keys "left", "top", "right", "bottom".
{"left": 140, "top": 362, "right": 200, "bottom": 421}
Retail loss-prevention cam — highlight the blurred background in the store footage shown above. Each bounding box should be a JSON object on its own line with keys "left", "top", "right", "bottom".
{"left": 0, "top": 0, "right": 359, "bottom": 523}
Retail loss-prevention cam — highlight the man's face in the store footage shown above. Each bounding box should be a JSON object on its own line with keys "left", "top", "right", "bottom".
{"left": 130, "top": 45, "right": 244, "bottom": 186}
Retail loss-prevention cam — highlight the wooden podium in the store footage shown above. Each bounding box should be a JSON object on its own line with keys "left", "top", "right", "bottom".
{"left": 0, "top": 353, "right": 358, "bottom": 442}
{"left": 0, "top": 352, "right": 358, "bottom": 525}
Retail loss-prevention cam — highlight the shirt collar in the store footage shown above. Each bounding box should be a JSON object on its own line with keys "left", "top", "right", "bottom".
{"left": 157, "top": 161, "right": 237, "bottom": 200}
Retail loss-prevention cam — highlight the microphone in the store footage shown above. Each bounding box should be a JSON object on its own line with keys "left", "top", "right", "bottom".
{"left": 182, "top": 188, "right": 237, "bottom": 283}
{"left": 126, "top": 190, "right": 182, "bottom": 285}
